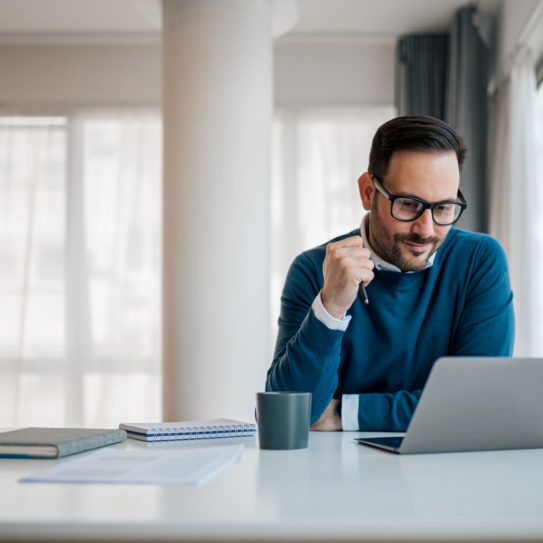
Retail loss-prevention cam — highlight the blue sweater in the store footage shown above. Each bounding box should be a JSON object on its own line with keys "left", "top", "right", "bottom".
{"left": 266, "top": 227, "right": 515, "bottom": 431}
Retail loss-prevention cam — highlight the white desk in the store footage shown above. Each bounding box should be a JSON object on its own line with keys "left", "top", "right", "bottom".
{"left": 1, "top": 431, "right": 543, "bottom": 542}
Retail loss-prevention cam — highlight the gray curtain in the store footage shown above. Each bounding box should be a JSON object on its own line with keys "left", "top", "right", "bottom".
{"left": 535, "top": 53, "right": 543, "bottom": 88}
{"left": 446, "top": 5, "right": 489, "bottom": 233}
{"left": 395, "top": 34, "right": 449, "bottom": 118}
{"left": 395, "top": 5, "right": 489, "bottom": 233}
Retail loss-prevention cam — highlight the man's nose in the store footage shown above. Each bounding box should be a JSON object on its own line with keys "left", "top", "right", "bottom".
{"left": 411, "top": 209, "right": 435, "bottom": 237}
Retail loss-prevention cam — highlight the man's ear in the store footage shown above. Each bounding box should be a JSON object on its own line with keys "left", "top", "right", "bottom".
{"left": 358, "top": 173, "right": 375, "bottom": 211}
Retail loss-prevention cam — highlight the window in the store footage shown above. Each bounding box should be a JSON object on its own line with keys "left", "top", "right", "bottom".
{"left": 0, "top": 111, "right": 162, "bottom": 427}
{"left": 1, "top": 105, "right": 396, "bottom": 425}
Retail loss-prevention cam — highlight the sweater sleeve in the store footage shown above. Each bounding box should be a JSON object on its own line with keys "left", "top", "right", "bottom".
{"left": 452, "top": 236, "right": 515, "bottom": 355}
{"left": 341, "top": 391, "right": 423, "bottom": 432}
{"left": 357, "top": 390, "right": 422, "bottom": 431}
{"left": 266, "top": 254, "right": 345, "bottom": 424}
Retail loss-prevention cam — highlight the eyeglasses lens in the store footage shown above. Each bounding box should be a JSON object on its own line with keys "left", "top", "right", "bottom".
{"left": 392, "top": 199, "right": 462, "bottom": 225}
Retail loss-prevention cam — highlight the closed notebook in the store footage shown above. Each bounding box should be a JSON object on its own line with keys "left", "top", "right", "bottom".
{"left": 119, "top": 418, "right": 257, "bottom": 442}
{"left": 0, "top": 427, "right": 127, "bottom": 458}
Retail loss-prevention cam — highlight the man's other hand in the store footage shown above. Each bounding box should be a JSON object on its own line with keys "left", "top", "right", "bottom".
{"left": 310, "top": 398, "right": 342, "bottom": 431}
{"left": 321, "top": 236, "right": 374, "bottom": 319}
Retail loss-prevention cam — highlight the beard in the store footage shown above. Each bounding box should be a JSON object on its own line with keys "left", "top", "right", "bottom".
{"left": 368, "top": 208, "right": 444, "bottom": 273}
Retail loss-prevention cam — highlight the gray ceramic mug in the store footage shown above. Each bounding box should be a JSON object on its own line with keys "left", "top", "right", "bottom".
{"left": 256, "top": 391, "right": 312, "bottom": 450}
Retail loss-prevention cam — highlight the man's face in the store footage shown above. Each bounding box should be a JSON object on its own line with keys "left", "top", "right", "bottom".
{"left": 366, "top": 151, "right": 460, "bottom": 272}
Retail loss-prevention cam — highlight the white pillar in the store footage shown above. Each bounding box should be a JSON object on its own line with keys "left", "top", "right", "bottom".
{"left": 162, "top": 0, "right": 273, "bottom": 421}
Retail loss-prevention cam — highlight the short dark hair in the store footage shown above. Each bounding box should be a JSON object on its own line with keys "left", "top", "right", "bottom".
{"left": 368, "top": 115, "right": 467, "bottom": 181}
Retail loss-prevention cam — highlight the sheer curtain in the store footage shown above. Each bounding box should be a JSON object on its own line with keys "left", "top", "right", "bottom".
{"left": 270, "top": 106, "right": 394, "bottom": 337}
{"left": 488, "top": 48, "right": 543, "bottom": 356}
{"left": 0, "top": 110, "right": 162, "bottom": 427}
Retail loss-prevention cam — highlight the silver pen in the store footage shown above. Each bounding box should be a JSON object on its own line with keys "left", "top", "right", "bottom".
{"left": 359, "top": 283, "right": 369, "bottom": 305}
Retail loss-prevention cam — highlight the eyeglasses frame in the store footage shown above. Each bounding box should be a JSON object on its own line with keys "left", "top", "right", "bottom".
{"left": 370, "top": 175, "right": 467, "bottom": 226}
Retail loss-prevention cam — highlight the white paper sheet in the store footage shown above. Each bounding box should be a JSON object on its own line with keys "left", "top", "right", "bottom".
{"left": 21, "top": 444, "right": 243, "bottom": 486}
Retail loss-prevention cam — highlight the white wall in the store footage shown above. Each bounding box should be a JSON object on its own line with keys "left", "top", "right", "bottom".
{"left": 0, "top": 36, "right": 395, "bottom": 108}
{"left": 0, "top": 40, "right": 161, "bottom": 107}
{"left": 274, "top": 36, "right": 395, "bottom": 106}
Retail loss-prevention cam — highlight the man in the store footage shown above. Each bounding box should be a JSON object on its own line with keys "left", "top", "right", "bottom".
{"left": 266, "top": 115, "right": 514, "bottom": 432}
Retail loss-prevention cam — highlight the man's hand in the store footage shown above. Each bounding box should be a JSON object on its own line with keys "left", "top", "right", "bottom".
{"left": 321, "top": 236, "right": 374, "bottom": 319}
{"left": 310, "top": 398, "right": 342, "bottom": 431}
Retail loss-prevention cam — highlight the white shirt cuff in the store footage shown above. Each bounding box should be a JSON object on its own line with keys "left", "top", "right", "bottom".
{"left": 312, "top": 292, "right": 351, "bottom": 331}
{"left": 341, "top": 394, "right": 359, "bottom": 431}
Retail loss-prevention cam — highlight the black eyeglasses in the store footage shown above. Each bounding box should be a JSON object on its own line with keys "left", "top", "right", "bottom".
{"left": 371, "top": 176, "right": 467, "bottom": 226}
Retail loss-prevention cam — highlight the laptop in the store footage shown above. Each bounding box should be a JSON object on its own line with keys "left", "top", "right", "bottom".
{"left": 356, "top": 356, "right": 543, "bottom": 454}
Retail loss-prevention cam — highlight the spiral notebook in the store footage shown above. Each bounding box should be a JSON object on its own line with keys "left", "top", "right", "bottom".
{"left": 119, "top": 418, "right": 257, "bottom": 442}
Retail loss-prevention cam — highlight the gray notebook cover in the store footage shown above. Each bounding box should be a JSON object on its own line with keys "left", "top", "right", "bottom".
{"left": 0, "top": 427, "right": 127, "bottom": 458}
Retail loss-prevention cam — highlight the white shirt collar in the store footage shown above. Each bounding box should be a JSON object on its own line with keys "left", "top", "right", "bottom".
{"left": 360, "top": 213, "right": 436, "bottom": 273}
